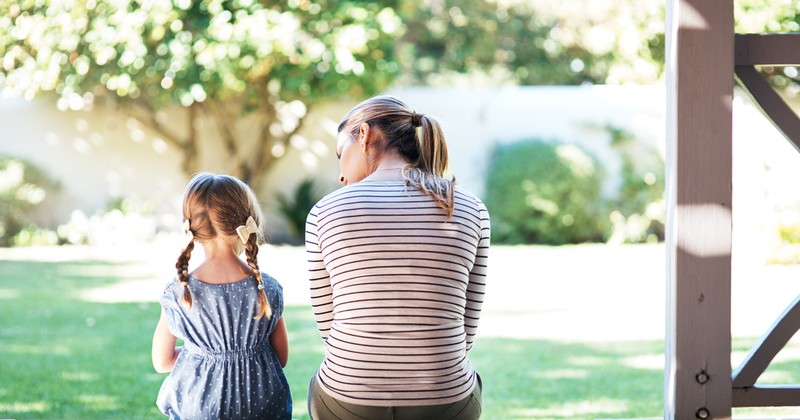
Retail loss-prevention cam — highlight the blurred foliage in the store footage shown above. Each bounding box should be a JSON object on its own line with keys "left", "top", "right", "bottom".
{"left": 606, "top": 126, "right": 665, "bottom": 244}
{"left": 56, "top": 197, "right": 157, "bottom": 246}
{"left": 0, "top": 155, "right": 60, "bottom": 246}
{"left": 484, "top": 140, "right": 610, "bottom": 245}
{"left": 484, "top": 127, "right": 666, "bottom": 245}
{"left": 0, "top": 0, "right": 404, "bottom": 190}
{"left": 396, "top": 0, "right": 665, "bottom": 86}
{"left": 275, "top": 178, "right": 323, "bottom": 243}
{"left": 779, "top": 221, "right": 800, "bottom": 245}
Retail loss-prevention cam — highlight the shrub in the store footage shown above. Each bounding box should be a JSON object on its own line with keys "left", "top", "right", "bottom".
{"left": 0, "top": 156, "right": 60, "bottom": 246}
{"left": 484, "top": 140, "right": 610, "bottom": 245}
{"left": 56, "top": 197, "right": 157, "bottom": 246}
{"left": 605, "top": 126, "right": 665, "bottom": 244}
{"left": 275, "top": 178, "right": 323, "bottom": 243}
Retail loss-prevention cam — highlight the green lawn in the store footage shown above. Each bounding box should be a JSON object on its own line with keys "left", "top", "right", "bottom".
{"left": 1, "top": 258, "right": 799, "bottom": 419}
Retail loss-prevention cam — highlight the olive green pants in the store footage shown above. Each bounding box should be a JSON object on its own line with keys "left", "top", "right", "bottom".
{"left": 307, "top": 374, "right": 482, "bottom": 420}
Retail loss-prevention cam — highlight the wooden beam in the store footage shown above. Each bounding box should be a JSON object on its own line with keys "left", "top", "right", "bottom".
{"left": 732, "top": 295, "right": 800, "bottom": 388}
{"left": 735, "top": 34, "right": 800, "bottom": 66}
{"left": 735, "top": 65, "right": 800, "bottom": 153}
{"left": 733, "top": 386, "right": 800, "bottom": 407}
{"left": 665, "top": 0, "right": 733, "bottom": 418}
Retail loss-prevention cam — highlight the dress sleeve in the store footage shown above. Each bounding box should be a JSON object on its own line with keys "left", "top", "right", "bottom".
{"left": 159, "top": 279, "right": 184, "bottom": 338}
{"left": 465, "top": 202, "right": 490, "bottom": 352}
{"left": 305, "top": 205, "right": 333, "bottom": 341}
{"left": 266, "top": 274, "right": 284, "bottom": 327}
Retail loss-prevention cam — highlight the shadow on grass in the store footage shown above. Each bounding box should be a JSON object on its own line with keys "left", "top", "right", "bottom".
{"left": 2, "top": 259, "right": 799, "bottom": 419}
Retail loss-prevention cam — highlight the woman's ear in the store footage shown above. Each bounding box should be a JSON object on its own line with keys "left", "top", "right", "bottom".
{"left": 359, "top": 123, "right": 371, "bottom": 151}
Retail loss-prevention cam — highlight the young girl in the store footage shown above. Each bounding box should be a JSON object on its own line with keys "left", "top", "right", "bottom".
{"left": 152, "top": 172, "right": 292, "bottom": 419}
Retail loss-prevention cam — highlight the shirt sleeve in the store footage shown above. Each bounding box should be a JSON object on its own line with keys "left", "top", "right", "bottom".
{"left": 305, "top": 204, "right": 333, "bottom": 341}
{"left": 464, "top": 202, "right": 490, "bottom": 352}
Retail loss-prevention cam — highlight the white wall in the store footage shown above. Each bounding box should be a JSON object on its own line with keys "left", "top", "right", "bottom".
{"left": 0, "top": 98, "right": 184, "bottom": 229}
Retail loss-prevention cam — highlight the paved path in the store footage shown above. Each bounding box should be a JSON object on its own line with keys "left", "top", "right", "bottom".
{"left": 4, "top": 241, "right": 799, "bottom": 342}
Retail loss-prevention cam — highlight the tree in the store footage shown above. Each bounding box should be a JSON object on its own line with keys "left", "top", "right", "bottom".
{"left": 0, "top": 0, "right": 403, "bottom": 190}
{"left": 0, "top": 0, "right": 675, "bottom": 194}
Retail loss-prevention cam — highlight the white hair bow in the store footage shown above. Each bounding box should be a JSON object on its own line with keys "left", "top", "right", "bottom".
{"left": 236, "top": 216, "right": 258, "bottom": 244}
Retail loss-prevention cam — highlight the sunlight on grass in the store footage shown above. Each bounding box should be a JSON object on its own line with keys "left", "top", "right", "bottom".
{"left": 56, "top": 264, "right": 141, "bottom": 278}
{"left": 735, "top": 406, "right": 800, "bottom": 418}
{"left": 2, "top": 343, "right": 70, "bottom": 355}
{"left": 622, "top": 354, "right": 664, "bottom": 370}
{"left": 78, "top": 394, "right": 120, "bottom": 411}
{"left": 62, "top": 371, "right": 99, "bottom": 382}
{"left": 293, "top": 400, "right": 309, "bottom": 418}
{"left": 533, "top": 368, "right": 589, "bottom": 379}
{"left": 0, "top": 401, "right": 50, "bottom": 414}
{"left": 512, "top": 398, "right": 628, "bottom": 418}
{"left": 759, "top": 370, "right": 797, "bottom": 383}
{"left": 0, "top": 288, "right": 20, "bottom": 299}
{"left": 568, "top": 355, "right": 607, "bottom": 366}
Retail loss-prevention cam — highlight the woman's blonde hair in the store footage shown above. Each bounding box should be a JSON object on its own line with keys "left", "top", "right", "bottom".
{"left": 176, "top": 172, "right": 272, "bottom": 319}
{"left": 338, "top": 95, "right": 455, "bottom": 216}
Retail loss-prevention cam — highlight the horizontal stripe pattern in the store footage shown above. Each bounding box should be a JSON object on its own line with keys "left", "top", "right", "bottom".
{"left": 305, "top": 181, "right": 490, "bottom": 407}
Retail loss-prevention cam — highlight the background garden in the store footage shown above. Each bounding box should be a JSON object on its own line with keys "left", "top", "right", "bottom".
{"left": 3, "top": 0, "right": 800, "bottom": 418}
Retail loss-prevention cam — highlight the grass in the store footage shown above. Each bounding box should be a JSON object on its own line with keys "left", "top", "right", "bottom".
{"left": 1, "top": 257, "right": 800, "bottom": 419}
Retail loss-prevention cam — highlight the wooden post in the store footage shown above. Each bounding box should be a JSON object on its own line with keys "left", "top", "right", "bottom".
{"left": 665, "top": 0, "right": 733, "bottom": 419}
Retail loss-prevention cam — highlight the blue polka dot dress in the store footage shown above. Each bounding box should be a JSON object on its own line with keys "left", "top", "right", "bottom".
{"left": 156, "top": 273, "right": 292, "bottom": 419}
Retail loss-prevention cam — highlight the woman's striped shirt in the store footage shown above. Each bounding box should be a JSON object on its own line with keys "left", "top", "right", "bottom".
{"left": 305, "top": 180, "right": 490, "bottom": 407}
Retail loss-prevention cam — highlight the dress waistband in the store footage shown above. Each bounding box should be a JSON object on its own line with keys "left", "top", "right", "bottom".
{"left": 184, "top": 341, "right": 267, "bottom": 361}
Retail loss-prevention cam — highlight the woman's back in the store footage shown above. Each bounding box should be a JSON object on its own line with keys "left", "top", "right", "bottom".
{"left": 306, "top": 181, "right": 490, "bottom": 407}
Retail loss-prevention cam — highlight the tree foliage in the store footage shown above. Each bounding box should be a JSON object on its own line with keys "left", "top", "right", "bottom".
{"left": 397, "top": 0, "right": 665, "bottom": 86}
{"left": 0, "top": 0, "right": 403, "bottom": 188}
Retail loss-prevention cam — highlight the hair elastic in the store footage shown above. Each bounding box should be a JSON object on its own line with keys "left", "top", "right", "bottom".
{"left": 410, "top": 111, "right": 422, "bottom": 127}
{"left": 257, "top": 283, "right": 265, "bottom": 290}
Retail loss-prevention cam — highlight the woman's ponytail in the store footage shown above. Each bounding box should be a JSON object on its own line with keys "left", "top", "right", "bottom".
{"left": 405, "top": 112, "right": 455, "bottom": 218}
{"left": 414, "top": 113, "right": 448, "bottom": 178}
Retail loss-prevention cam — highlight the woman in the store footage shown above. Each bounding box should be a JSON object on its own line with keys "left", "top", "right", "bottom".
{"left": 304, "top": 95, "right": 490, "bottom": 419}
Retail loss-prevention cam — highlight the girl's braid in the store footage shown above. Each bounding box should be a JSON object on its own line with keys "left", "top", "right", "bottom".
{"left": 175, "top": 239, "right": 195, "bottom": 308}
{"left": 245, "top": 234, "right": 271, "bottom": 319}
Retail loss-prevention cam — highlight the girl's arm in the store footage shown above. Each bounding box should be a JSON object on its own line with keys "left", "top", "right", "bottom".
{"left": 152, "top": 308, "right": 181, "bottom": 373}
{"left": 270, "top": 315, "right": 289, "bottom": 368}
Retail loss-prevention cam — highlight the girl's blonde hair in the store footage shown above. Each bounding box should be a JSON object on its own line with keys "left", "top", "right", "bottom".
{"left": 338, "top": 95, "right": 455, "bottom": 217}
{"left": 176, "top": 172, "right": 272, "bottom": 319}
